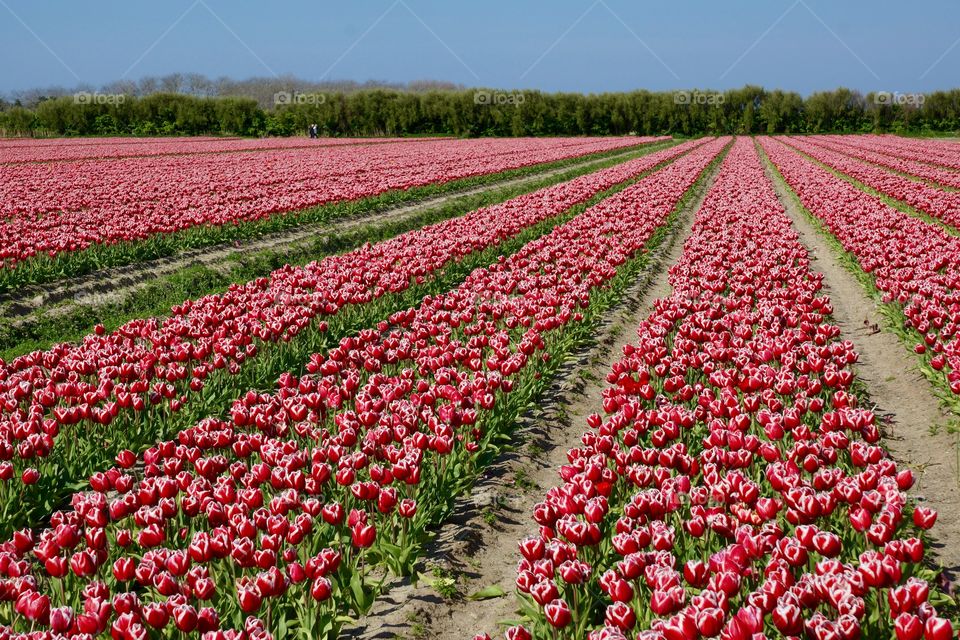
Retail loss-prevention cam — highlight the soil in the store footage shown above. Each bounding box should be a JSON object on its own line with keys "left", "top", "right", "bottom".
{"left": 0, "top": 146, "right": 651, "bottom": 323}
{"left": 344, "top": 155, "right": 721, "bottom": 640}
{"left": 763, "top": 152, "right": 960, "bottom": 578}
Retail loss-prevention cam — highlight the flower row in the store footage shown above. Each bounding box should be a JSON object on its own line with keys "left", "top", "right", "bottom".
{"left": 0, "top": 137, "right": 663, "bottom": 269}
{"left": 827, "top": 134, "right": 960, "bottom": 172}
{"left": 803, "top": 135, "right": 960, "bottom": 191}
{"left": 777, "top": 136, "right": 960, "bottom": 230}
{"left": 761, "top": 136, "right": 960, "bottom": 401}
{"left": 0, "top": 139, "right": 731, "bottom": 638}
{"left": 484, "top": 137, "right": 946, "bottom": 640}
{"left": 0, "top": 137, "right": 438, "bottom": 164}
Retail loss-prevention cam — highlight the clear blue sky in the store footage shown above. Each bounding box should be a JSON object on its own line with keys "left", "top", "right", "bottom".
{"left": 2, "top": 0, "right": 958, "bottom": 95}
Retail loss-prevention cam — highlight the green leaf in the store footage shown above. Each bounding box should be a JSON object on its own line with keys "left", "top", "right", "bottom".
{"left": 349, "top": 571, "right": 371, "bottom": 614}
{"left": 379, "top": 541, "right": 402, "bottom": 559}
{"left": 468, "top": 585, "right": 507, "bottom": 601}
{"left": 498, "top": 619, "right": 524, "bottom": 628}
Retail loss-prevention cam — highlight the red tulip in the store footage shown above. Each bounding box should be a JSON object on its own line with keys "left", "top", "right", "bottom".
{"left": 143, "top": 602, "right": 170, "bottom": 629}
{"left": 913, "top": 506, "right": 937, "bottom": 530}
{"left": 697, "top": 607, "right": 724, "bottom": 637}
{"left": 604, "top": 602, "right": 636, "bottom": 631}
{"left": 116, "top": 449, "right": 136, "bottom": 469}
{"left": 172, "top": 604, "right": 198, "bottom": 632}
{"left": 49, "top": 606, "right": 74, "bottom": 633}
{"left": 310, "top": 577, "right": 332, "bottom": 602}
{"left": 772, "top": 602, "right": 802, "bottom": 635}
{"left": 543, "top": 598, "right": 572, "bottom": 628}
{"left": 238, "top": 584, "right": 262, "bottom": 614}
{"left": 504, "top": 626, "right": 532, "bottom": 640}
{"left": 113, "top": 557, "right": 135, "bottom": 582}
{"left": 923, "top": 616, "right": 953, "bottom": 640}
{"left": 351, "top": 522, "right": 376, "bottom": 549}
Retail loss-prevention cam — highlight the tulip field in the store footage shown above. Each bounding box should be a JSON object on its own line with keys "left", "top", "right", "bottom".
{"left": 0, "top": 135, "right": 664, "bottom": 290}
{"left": 478, "top": 137, "right": 954, "bottom": 640}
{"left": 1, "top": 132, "right": 960, "bottom": 639}
{"left": 0, "top": 136, "right": 447, "bottom": 164}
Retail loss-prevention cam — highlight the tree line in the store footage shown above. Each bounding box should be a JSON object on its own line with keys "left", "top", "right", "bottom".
{"left": 1, "top": 85, "right": 958, "bottom": 138}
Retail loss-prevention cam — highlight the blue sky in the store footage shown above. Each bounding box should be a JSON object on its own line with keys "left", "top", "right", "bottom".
{"left": 2, "top": 0, "right": 958, "bottom": 95}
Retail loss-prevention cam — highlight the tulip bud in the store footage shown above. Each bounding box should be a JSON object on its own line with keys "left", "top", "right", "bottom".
{"left": 913, "top": 506, "right": 937, "bottom": 530}
{"left": 544, "top": 598, "right": 572, "bottom": 628}
{"left": 49, "top": 606, "right": 74, "bottom": 633}
{"left": 311, "top": 576, "right": 332, "bottom": 601}
{"left": 504, "top": 626, "right": 532, "bottom": 640}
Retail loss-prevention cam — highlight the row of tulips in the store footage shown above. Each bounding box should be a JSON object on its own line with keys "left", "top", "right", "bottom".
{"left": 0, "top": 137, "right": 441, "bottom": 164}
{"left": 760, "top": 136, "right": 960, "bottom": 407}
{"left": 0, "top": 138, "right": 699, "bottom": 531}
{"left": 801, "top": 136, "right": 960, "bottom": 191}
{"left": 483, "top": 137, "right": 948, "bottom": 640}
{"left": 825, "top": 135, "right": 960, "bottom": 172}
{"left": 0, "top": 137, "right": 228, "bottom": 148}
{"left": 0, "top": 139, "right": 667, "bottom": 294}
{"left": 776, "top": 136, "right": 960, "bottom": 231}
{"left": 0, "top": 137, "right": 732, "bottom": 638}
{"left": 0, "top": 136, "right": 660, "bottom": 271}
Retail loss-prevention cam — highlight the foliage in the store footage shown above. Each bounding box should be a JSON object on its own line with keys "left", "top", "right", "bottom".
{"left": 4, "top": 86, "right": 960, "bottom": 137}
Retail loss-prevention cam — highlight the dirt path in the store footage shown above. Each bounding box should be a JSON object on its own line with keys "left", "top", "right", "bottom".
{"left": 762, "top": 150, "right": 960, "bottom": 577}
{"left": 1, "top": 146, "right": 654, "bottom": 321}
{"left": 344, "top": 158, "right": 721, "bottom": 640}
